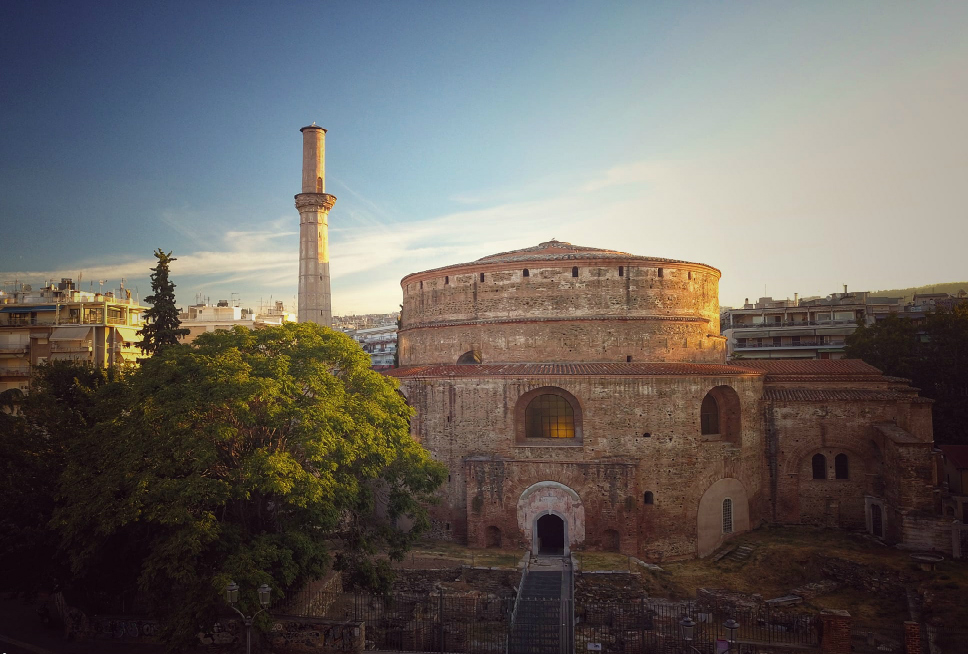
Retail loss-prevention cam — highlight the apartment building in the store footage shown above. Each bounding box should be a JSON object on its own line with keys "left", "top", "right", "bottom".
{"left": 349, "top": 323, "right": 397, "bottom": 369}
{"left": 0, "top": 279, "right": 145, "bottom": 393}
{"left": 176, "top": 300, "right": 295, "bottom": 344}
{"left": 722, "top": 289, "right": 903, "bottom": 360}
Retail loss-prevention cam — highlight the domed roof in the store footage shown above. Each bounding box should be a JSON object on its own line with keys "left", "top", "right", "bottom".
{"left": 402, "top": 240, "right": 719, "bottom": 281}
{"left": 474, "top": 240, "right": 714, "bottom": 268}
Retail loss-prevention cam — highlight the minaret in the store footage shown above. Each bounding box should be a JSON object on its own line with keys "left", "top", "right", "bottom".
{"left": 294, "top": 124, "right": 336, "bottom": 326}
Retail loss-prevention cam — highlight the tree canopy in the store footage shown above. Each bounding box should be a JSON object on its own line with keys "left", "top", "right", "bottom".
{"left": 4, "top": 323, "right": 445, "bottom": 650}
{"left": 139, "top": 248, "right": 189, "bottom": 354}
{"left": 845, "top": 302, "right": 968, "bottom": 444}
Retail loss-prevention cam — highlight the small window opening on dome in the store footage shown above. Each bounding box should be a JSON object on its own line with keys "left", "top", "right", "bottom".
{"left": 523, "top": 269, "right": 529, "bottom": 277}
{"left": 626, "top": 355, "right": 632, "bottom": 362}
{"left": 419, "top": 281, "right": 423, "bottom": 289}
{"left": 618, "top": 266, "right": 624, "bottom": 277}
{"left": 642, "top": 432, "right": 651, "bottom": 438}
{"left": 658, "top": 267, "right": 664, "bottom": 278}
{"left": 480, "top": 272, "right": 485, "bottom": 282}
{"left": 572, "top": 266, "right": 579, "bottom": 277}
{"left": 445, "top": 275, "right": 449, "bottom": 284}
{"left": 688, "top": 271, "right": 693, "bottom": 280}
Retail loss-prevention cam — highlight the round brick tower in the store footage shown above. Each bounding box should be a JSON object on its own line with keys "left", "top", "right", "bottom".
{"left": 398, "top": 240, "right": 725, "bottom": 365}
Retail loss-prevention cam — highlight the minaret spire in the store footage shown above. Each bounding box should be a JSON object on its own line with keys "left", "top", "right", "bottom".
{"left": 295, "top": 125, "right": 336, "bottom": 326}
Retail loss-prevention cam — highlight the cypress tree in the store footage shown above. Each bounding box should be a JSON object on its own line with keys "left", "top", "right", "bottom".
{"left": 139, "top": 249, "right": 189, "bottom": 355}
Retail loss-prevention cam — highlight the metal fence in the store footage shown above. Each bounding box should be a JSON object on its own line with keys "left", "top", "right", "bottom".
{"left": 275, "top": 591, "right": 818, "bottom": 654}
{"left": 575, "top": 599, "right": 818, "bottom": 654}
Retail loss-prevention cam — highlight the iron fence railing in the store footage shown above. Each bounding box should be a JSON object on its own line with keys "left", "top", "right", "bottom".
{"left": 275, "top": 591, "right": 818, "bottom": 654}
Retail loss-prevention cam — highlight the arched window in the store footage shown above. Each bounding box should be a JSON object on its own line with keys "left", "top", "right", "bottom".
{"left": 722, "top": 498, "right": 733, "bottom": 534}
{"left": 445, "top": 275, "right": 449, "bottom": 284}
{"left": 835, "top": 453, "right": 849, "bottom": 479}
{"left": 525, "top": 394, "right": 575, "bottom": 439}
{"left": 316, "top": 177, "right": 322, "bottom": 193}
{"left": 618, "top": 266, "right": 624, "bottom": 277}
{"left": 812, "top": 454, "right": 827, "bottom": 480}
{"left": 643, "top": 491, "right": 654, "bottom": 505}
{"left": 871, "top": 504, "right": 883, "bottom": 537}
{"left": 572, "top": 266, "right": 579, "bottom": 277}
{"left": 701, "top": 394, "right": 720, "bottom": 435}
{"left": 480, "top": 272, "right": 485, "bottom": 282}
{"left": 523, "top": 269, "right": 529, "bottom": 277}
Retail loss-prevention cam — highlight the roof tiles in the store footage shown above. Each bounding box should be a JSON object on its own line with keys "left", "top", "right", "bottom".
{"left": 387, "top": 362, "right": 763, "bottom": 378}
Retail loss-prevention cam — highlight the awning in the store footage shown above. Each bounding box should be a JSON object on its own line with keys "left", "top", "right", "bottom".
{"left": 49, "top": 326, "right": 92, "bottom": 341}
{"left": 113, "top": 326, "right": 143, "bottom": 343}
{"left": 0, "top": 305, "right": 57, "bottom": 313}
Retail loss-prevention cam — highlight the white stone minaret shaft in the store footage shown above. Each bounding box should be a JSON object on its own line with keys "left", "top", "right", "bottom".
{"left": 295, "top": 125, "right": 336, "bottom": 326}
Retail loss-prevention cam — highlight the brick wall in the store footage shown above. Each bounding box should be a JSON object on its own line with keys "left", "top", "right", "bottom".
{"left": 401, "top": 372, "right": 764, "bottom": 559}
{"left": 400, "top": 263, "right": 722, "bottom": 366}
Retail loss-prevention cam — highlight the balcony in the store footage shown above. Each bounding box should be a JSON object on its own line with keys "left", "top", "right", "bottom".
{"left": 0, "top": 345, "right": 28, "bottom": 354}
{"left": 0, "top": 366, "right": 31, "bottom": 377}
{"left": 734, "top": 341, "right": 845, "bottom": 350}
{"left": 50, "top": 342, "right": 94, "bottom": 352}
{"left": 727, "top": 319, "right": 859, "bottom": 329}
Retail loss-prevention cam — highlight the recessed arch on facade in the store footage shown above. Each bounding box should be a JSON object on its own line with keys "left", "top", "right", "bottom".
{"left": 699, "top": 385, "right": 741, "bottom": 444}
{"left": 456, "top": 349, "right": 482, "bottom": 365}
{"left": 515, "top": 386, "right": 583, "bottom": 444}
{"left": 697, "top": 478, "right": 750, "bottom": 557}
{"left": 517, "top": 481, "right": 584, "bottom": 554}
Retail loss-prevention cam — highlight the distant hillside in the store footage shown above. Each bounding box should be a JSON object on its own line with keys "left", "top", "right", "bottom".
{"left": 869, "top": 282, "right": 968, "bottom": 304}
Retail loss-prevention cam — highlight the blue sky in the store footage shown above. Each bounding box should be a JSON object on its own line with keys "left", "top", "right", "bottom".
{"left": 1, "top": 1, "right": 966, "bottom": 313}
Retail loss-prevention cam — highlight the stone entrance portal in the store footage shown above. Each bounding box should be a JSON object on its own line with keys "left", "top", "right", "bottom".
{"left": 536, "top": 514, "right": 565, "bottom": 555}
{"left": 517, "top": 481, "right": 584, "bottom": 555}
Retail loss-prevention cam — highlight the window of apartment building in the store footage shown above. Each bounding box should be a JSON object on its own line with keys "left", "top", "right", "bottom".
{"left": 83, "top": 308, "right": 104, "bottom": 323}
{"left": 755, "top": 338, "right": 763, "bottom": 347}
{"left": 737, "top": 338, "right": 747, "bottom": 347}
{"left": 773, "top": 315, "right": 782, "bottom": 323}
{"left": 818, "top": 335, "right": 828, "bottom": 345}
{"left": 772, "top": 337, "right": 781, "bottom": 346}
{"left": 9, "top": 312, "right": 30, "bottom": 325}
{"left": 792, "top": 336, "right": 801, "bottom": 346}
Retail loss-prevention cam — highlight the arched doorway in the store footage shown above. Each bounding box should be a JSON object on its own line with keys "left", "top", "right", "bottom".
{"left": 536, "top": 513, "right": 565, "bottom": 555}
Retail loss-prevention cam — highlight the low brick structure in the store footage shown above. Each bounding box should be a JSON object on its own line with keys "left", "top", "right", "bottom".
{"left": 389, "top": 241, "right": 946, "bottom": 560}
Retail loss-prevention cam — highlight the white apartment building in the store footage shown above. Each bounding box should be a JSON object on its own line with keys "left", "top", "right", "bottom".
{"left": 722, "top": 289, "right": 903, "bottom": 360}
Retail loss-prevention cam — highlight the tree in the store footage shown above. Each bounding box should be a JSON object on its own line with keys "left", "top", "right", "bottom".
{"left": 139, "top": 249, "right": 189, "bottom": 354}
{"left": 0, "top": 363, "right": 122, "bottom": 597}
{"left": 845, "top": 302, "right": 968, "bottom": 444}
{"left": 52, "top": 323, "right": 446, "bottom": 650}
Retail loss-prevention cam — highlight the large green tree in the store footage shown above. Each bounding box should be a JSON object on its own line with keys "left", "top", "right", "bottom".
{"left": 139, "top": 249, "right": 189, "bottom": 354}
{"left": 845, "top": 301, "right": 968, "bottom": 444}
{"left": 51, "top": 323, "right": 445, "bottom": 650}
{"left": 0, "top": 364, "right": 123, "bottom": 597}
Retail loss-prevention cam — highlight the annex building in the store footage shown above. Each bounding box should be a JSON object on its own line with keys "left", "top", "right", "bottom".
{"left": 388, "top": 240, "right": 959, "bottom": 560}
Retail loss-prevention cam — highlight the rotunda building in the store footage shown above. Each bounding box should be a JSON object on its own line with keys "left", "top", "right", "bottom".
{"left": 389, "top": 241, "right": 940, "bottom": 560}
